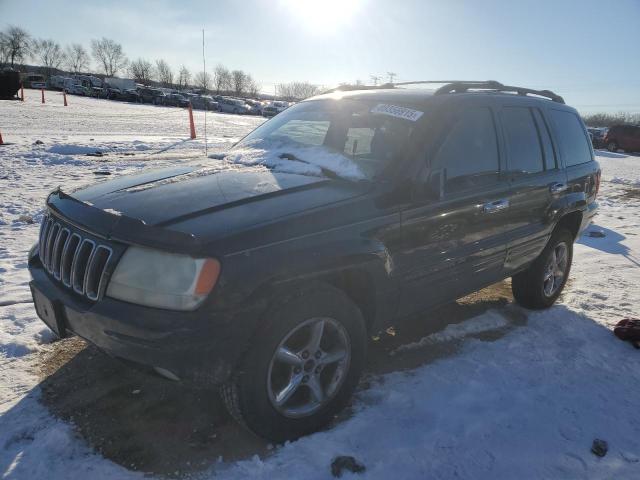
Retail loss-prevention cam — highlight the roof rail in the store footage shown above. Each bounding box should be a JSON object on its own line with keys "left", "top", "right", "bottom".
{"left": 322, "top": 83, "right": 395, "bottom": 94}
{"left": 433, "top": 81, "right": 565, "bottom": 104}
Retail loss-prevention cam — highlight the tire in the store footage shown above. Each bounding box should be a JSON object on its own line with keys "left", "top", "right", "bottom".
{"left": 512, "top": 228, "right": 574, "bottom": 309}
{"left": 607, "top": 141, "right": 619, "bottom": 152}
{"left": 221, "top": 284, "right": 367, "bottom": 442}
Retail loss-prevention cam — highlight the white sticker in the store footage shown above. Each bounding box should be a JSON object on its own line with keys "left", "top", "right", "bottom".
{"left": 370, "top": 103, "right": 424, "bottom": 122}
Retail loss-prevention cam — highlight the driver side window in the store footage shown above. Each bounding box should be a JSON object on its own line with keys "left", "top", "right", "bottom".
{"left": 432, "top": 108, "right": 500, "bottom": 194}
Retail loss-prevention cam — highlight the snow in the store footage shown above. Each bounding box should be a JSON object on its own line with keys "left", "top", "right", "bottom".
{"left": 1, "top": 95, "right": 640, "bottom": 479}
{"left": 215, "top": 138, "right": 367, "bottom": 180}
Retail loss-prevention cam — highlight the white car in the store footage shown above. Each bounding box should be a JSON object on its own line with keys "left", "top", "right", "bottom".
{"left": 64, "top": 81, "right": 87, "bottom": 96}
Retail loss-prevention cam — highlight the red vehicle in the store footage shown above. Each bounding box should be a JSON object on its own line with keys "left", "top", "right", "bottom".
{"left": 604, "top": 125, "right": 640, "bottom": 153}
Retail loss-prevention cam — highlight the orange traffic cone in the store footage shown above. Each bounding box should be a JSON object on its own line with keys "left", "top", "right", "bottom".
{"left": 188, "top": 103, "right": 196, "bottom": 139}
{"left": 41, "top": 88, "right": 45, "bottom": 104}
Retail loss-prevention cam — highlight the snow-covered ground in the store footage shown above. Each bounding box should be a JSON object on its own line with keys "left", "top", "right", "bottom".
{"left": 1, "top": 94, "right": 639, "bottom": 479}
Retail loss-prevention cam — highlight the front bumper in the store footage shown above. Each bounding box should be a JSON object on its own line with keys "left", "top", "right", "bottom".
{"left": 29, "top": 261, "right": 260, "bottom": 386}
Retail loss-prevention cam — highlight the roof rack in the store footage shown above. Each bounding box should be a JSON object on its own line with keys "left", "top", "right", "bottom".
{"left": 431, "top": 80, "right": 565, "bottom": 104}
{"left": 322, "top": 80, "right": 564, "bottom": 104}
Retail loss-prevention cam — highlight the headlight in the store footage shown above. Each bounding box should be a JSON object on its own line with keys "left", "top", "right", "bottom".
{"left": 106, "top": 246, "right": 220, "bottom": 311}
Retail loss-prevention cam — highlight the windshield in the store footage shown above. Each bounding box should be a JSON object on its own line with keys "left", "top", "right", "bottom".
{"left": 232, "top": 99, "right": 421, "bottom": 180}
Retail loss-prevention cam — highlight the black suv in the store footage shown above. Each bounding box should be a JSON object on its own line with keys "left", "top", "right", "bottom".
{"left": 29, "top": 81, "right": 599, "bottom": 442}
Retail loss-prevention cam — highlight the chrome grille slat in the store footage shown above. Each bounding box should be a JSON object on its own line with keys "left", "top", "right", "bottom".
{"left": 72, "top": 239, "right": 95, "bottom": 295}
{"left": 51, "top": 228, "right": 69, "bottom": 280}
{"left": 61, "top": 233, "right": 81, "bottom": 287}
{"left": 38, "top": 214, "right": 114, "bottom": 301}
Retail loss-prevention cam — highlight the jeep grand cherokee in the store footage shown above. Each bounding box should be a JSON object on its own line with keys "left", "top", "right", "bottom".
{"left": 29, "top": 81, "right": 599, "bottom": 441}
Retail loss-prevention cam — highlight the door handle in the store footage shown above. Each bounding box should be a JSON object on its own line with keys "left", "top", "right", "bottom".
{"left": 549, "top": 182, "right": 568, "bottom": 194}
{"left": 482, "top": 199, "right": 510, "bottom": 214}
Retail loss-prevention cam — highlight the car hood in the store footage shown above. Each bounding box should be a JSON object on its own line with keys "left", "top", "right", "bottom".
{"left": 69, "top": 164, "right": 364, "bottom": 234}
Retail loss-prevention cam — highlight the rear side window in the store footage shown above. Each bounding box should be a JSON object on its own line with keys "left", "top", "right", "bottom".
{"left": 532, "top": 109, "right": 557, "bottom": 170}
{"left": 432, "top": 107, "right": 500, "bottom": 194}
{"left": 502, "top": 107, "right": 544, "bottom": 175}
{"left": 549, "top": 110, "right": 592, "bottom": 166}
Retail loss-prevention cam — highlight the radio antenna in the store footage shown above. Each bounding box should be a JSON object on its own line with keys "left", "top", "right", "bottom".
{"left": 202, "top": 28, "right": 208, "bottom": 156}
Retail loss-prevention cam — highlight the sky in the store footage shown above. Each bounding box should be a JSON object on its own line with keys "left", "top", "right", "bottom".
{"left": 1, "top": 0, "right": 639, "bottom": 113}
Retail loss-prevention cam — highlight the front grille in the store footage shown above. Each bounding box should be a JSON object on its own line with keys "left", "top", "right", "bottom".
{"left": 39, "top": 214, "right": 114, "bottom": 301}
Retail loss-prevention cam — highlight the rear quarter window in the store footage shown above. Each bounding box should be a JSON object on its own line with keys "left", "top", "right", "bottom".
{"left": 548, "top": 110, "right": 592, "bottom": 167}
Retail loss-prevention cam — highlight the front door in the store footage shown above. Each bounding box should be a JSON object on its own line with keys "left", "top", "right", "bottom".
{"left": 396, "top": 106, "right": 512, "bottom": 318}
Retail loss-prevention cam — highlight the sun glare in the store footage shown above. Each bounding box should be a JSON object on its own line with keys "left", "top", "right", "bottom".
{"left": 280, "top": 0, "right": 362, "bottom": 33}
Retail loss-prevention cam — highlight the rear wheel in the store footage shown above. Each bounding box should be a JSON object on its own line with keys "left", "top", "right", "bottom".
{"left": 607, "top": 141, "right": 619, "bottom": 152}
{"left": 512, "top": 228, "right": 573, "bottom": 309}
{"left": 221, "top": 284, "right": 367, "bottom": 442}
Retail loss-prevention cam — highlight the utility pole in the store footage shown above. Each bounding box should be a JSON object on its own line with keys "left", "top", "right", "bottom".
{"left": 370, "top": 75, "right": 381, "bottom": 86}
{"left": 387, "top": 72, "right": 397, "bottom": 84}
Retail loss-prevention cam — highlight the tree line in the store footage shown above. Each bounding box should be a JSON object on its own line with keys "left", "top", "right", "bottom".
{"left": 582, "top": 112, "right": 640, "bottom": 128}
{"left": 0, "top": 24, "right": 271, "bottom": 98}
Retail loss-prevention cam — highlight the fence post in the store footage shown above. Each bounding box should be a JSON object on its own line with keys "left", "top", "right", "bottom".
{"left": 63, "top": 91, "right": 68, "bottom": 106}
{"left": 41, "top": 88, "right": 45, "bottom": 104}
{"left": 188, "top": 102, "right": 196, "bottom": 139}
{"left": 20, "top": 83, "right": 24, "bottom": 101}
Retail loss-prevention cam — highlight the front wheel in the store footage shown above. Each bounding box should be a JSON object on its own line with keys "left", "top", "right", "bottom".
{"left": 221, "top": 284, "right": 367, "bottom": 442}
{"left": 512, "top": 228, "right": 573, "bottom": 309}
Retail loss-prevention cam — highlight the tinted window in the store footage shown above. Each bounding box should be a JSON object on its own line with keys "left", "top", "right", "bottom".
{"left": 532, "top": 109, "right": 557, "bottom": 170}
{"left": 502, "top": 107, "right": 544, "bottom": 174}
{"left": 433, "top": 108, "right": 500, "bottom": 193}
{"left": 549, "top": 110, "right": 592, "bottom": 166}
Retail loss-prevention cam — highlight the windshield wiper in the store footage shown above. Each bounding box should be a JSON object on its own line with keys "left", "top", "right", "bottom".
{"left": 278, "top": 152, "right": 343, "bottom": 181}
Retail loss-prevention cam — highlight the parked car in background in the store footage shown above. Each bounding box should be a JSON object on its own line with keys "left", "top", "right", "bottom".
{"left": 49, "top": 75, "right": 70, "bottom": 90}
{"left": 604, "top": 125, "right": 640, "bottom": 153}
{"left": 262, "top": 100, "right": 289, "bottom": 117}
{"left": 138, "top": 87, "right": 166, "bottom": 105}
{"left": 587, "top": 127, "right": 607, "bottom": 149}
{"left": 63, "top": 79, "right": 89, "bottom": 96}
{"left": 190, "top": 95, "right": 218, "bottom": 111}
{"left": 218, "top": 97, "right": 251, "bottom": 114}
{"left": 121, "top": 88, "right": 141, "bottom": 103}
{"left": 163, "top": 93, "right": 189, "bottom": 107}
{"left": 245, "top": 99, "right": 264, "bottom": 116}
{"left": 90, "top": 87, "right": 104, "bottom": 98}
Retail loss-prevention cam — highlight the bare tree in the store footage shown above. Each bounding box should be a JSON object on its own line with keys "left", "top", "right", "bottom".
{"left": 91, "top": 37, "right": 127, "bottom": 76}
{"left": 277, "top": 81, "right": 321, "bottom": 101}
{"left": 1, "top": 25, "right": 32, "bottom": 68}
{"left": 245, "top": 75, "right": 261, "bottom": 97}
{"left": 178, "top": 65, "right": 191, "bottom": 89}
{"left": 35, "top": 39, "right": 65, "bottom": 77}
{"left": 387, "top": 72, "right": 397, "bottom": 84}
{"left": 128, "top": 58, "right": 154, "bottom": 84}
{"left": 65, "top": 43, "right": 90, "bottom": 74}
{"left": 370, "top": 75, "right": 381, "bottom": 86}
{"left": 194, "top": 71, "right": 211, "bottom": 91}
{"left": 213, "top": 64, "right": 231, "bottom": 94}
{"left": 155, "top": 59, "right": 173, "bottom": 87}
{"left": 231, "top": 69, "right": 247, "bottom": 96}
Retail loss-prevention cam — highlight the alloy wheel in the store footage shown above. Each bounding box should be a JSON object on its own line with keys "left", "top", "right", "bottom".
{"left": 543, "top": 242, "right": 568, "bottom": 297}
{"left": 267, "top": 317, "right": 351, "bottom": 418}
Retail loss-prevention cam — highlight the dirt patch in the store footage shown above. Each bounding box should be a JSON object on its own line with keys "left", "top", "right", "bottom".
{"left": 37, "top": 280, "right": 522, "bottom": 476}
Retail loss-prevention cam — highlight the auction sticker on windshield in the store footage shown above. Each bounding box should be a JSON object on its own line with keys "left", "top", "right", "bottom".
{"left": 371, "top": 104, "right": 424, "bottom": 121}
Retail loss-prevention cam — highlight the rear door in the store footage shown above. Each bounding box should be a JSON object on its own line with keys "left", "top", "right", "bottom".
{"left": 547, "top": 108, "right": 599, "bottom": 208}
{"left": 397, "top": 105, "right": 512, "bottom": 317}
{"left": 498, "top": 104, "right": 566, "bottom": 272}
